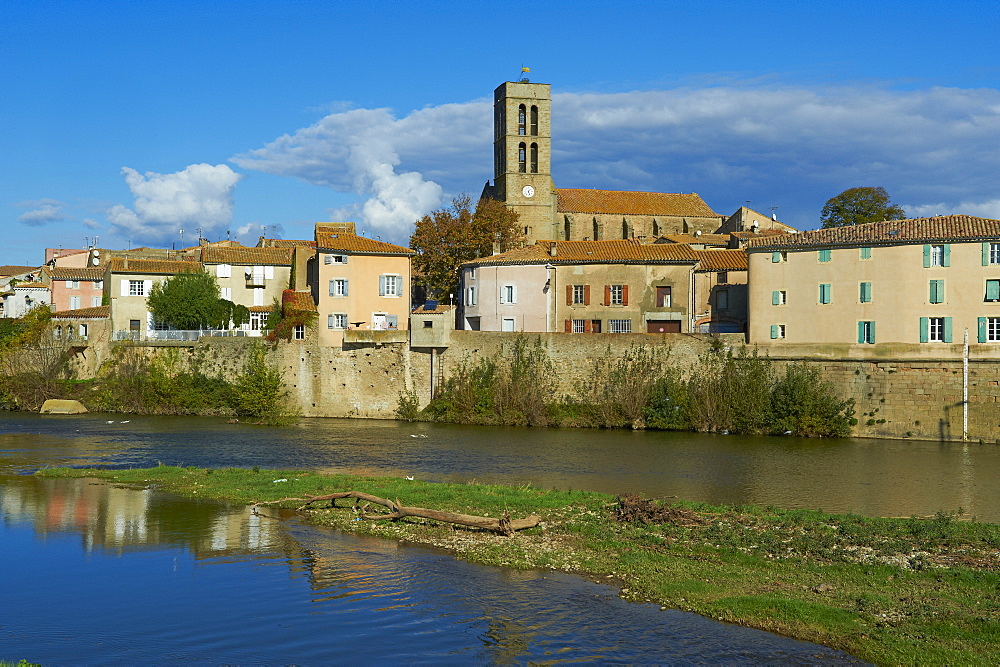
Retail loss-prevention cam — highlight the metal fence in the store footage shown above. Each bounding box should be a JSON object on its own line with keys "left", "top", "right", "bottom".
{"left": 113, "top": 329, "right": 254, "bottom": 342}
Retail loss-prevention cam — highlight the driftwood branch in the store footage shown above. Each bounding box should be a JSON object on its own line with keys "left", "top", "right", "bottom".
{"left": 254, "top": 490, "right": 541, "bottom": 536}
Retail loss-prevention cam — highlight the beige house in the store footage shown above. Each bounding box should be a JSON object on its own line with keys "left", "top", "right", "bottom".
{"left": 481, "top": 79, "right": 723, "bottom": 244}
{"left": 105, "top": 258, "right": 203, "bottom": 339}
{"left": 692, "top": 249, "right": 748, "bottom": 333}
{"left": 314, "top": 223, "right": 415, "bottom": 347}
{"left": 460, "top": 239, "right": 700, "bottom": 333}
{"left": 200, "top": 246, "right": 294, "bottom": 335}
{"left": 746, "top": 215, "right": 1000, "bottom": 347}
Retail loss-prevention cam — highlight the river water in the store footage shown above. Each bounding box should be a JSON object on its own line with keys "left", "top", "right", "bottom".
{"left": 7, "top": 412, "right": 987, "bottom": 663}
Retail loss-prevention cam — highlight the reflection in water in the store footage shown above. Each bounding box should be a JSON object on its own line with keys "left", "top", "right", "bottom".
{"left": 0, "top": 476, "right": 861, "bottom": 664}
{"left": 2, "top": 412, "right": 1000, "bottom": 520}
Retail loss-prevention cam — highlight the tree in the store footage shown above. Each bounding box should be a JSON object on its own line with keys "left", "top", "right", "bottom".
{"left": 820, "top": 187, "right": 906, "bottom": 228}
{"left": 147, "top": 271, "right": 249, "bottom": 330}
{"left": 409, "top": 195, "right": 523, "bottom": 297}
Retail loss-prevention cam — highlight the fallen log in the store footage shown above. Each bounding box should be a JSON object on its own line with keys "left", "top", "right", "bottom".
{"left": 254, "top": 490, "right": 541, "bottom": 536}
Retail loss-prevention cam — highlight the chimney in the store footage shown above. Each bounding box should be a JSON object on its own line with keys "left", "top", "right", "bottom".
{"left": 549, "top": 242, "right": 557, "bottom": 257}
{"left": 492, "top": 241, "right": 500, "bottom": 255}
{"left": 123, "top": 257, "right": 129, "bottom": 270}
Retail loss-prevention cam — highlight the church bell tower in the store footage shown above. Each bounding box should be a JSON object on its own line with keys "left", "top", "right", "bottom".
{"left": 492, "top": 80, "right": 557, "bottom": 242}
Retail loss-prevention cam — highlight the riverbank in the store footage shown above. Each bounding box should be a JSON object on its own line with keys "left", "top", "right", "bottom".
{"left": 37, "top": 465, "right": 1000, "bottom": 664}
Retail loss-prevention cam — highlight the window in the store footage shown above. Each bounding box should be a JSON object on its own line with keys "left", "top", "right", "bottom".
{"left": 607, "top": 284, "right": 626, "bottom": 306}
{"left": 656, "top": 286, "right": 671, "bottom": 308}
{"left": 920, "top": 316, "right": 952, "bottom": 343}
{"left": 294, "top": 324, "right": 305, "bottom": 340}
{"left": 502, "top": 317, "right": 516, "bottom": 332}
{"left": 253, "top": 287, "right": 265, "bottom": 307}
{"left": 466, "top": 285, "right": 477, "bottom": 306}
{"left": 249, "top": 312, "right": 263, "bottom": 331}
{"left": 986, "top": 280, "right": 1000, "bottom": 302}
{"left": 771, "top": 251, "right": 787, "bottom": 263}
{"left": 93, "top": 280, "right": 103, "bottom": 289}
{"left": 572, "top": 319, "right": 586, "bottom": 333}
{"left": 423, "top": 320, "right": 433, "bottom": 329}
{"left": 468, "top": 267, "right": 476, "bottom": 280}
{"left": 500, "top": 284, "right": 517, "bottom": 304}
{"left": 69, "top": 296, "right": 81, "bottom": 309}
{"left": 590, "top": 320, "right": 602, "bottom": 334}
{"left": 770, "top": 324, "right": 786, "bottom": 339}
{"left": 530, "top": 143, "right": 538, "bottom": 173}
{"left": 979, "top": 317, "right": 1000, "bottom": 342}
{"left": 929, "top": 279, "right": 945, "bottom": 304}
{"left": 819, "top": 283, "right": 831, "bottom": 304}
{"left": 772, "top": 290, "right": 786, "bottom": 306}
{"left": 328, "top": 313, "right": 348, "bottom": 329}
{"left": 128, "top": 280, "right": 145, "bottom": 296}
{"left": 517, "top": 104, "right": 526, "bottom": 135}
{"left": 221, "top": 287, "right": 232, "bottom": 300}
{"left": 330, "top": 278, "right": 348, "bottom": 297}
{"left": 924, "top": 244, "right": 950, "bottom": 267}
{"left": 54, "top": 326, "right": 62, "bottom": 338}
{"left": 69, "top": 280, "right": 80, "bottom": 289}
{"left": 91, "top": 296, "right": 102, "bottom": 307}
{"left": 860, "top": 247, "right": 872, "bottom": 260}
{"left": 716, "top": 289, "right": 729, "bottom": 310}
{"left": 858, "top": 321, "right": 876, "bottom": 344}
{"left": 78, "top": 323, "right": 88, "bottom": 340}
{"left": 518, "top": 142, "right": 526, "bottom": 173}
{"left": 859, "top": 282, "right": 872, "bottom": 303}
{"left": 569, "top": 284, "right": 589, "bottom": 305}
{"left": 324, "top": 254, "right": 347, "bottom": 265}
{"left": 217, "top": 264, "right": 232, "bottom": 278}
{"left": 818, "top": 249, "right": 831, "bottom": 263}
{"left": 530, "top": 105, "right": 538, "bottom": 135}
{"left": 984, "top": 243, "right": 1000, "bottom": 266}
{"left": 609, "top": 319, "right": 631, "bottom": 334}
{"left": 379, "top": 274, "right": 400, "bottom": 297}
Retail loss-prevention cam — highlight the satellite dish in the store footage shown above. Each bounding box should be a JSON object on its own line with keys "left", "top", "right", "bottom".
{"left": 93, "top": 250, "right": 100, "bottom": 257}
{"left": 93, "top": 258, "right": 100, "bottom": 265}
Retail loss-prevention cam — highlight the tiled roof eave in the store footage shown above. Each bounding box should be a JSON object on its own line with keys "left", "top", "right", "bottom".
{"left": 465, "top": 258, "right": 699, "bottom": 267}
{"left": 748, "top": 236, "right": 1000, "bottom": 252}
{"left": 315, "top": 247, "right": 414, "bottom": 256}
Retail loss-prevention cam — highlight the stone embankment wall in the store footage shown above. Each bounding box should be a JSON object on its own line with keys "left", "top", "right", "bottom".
{"left": 110, "top": 334, "right": 1000, "bottom": 443}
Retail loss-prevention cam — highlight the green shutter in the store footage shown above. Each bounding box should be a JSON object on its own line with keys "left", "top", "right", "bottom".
{"left": 770, "top": 324, "right": 779, "bottom": 339}
{"left": 819, "top": 249, "right": 831, "bottom": 262}
{"left": 860, "top": 282, "right": 871, "bottom": 303}
{"left": 857, "top": 321, "right": 865, "bottom": 344}
{"left": 944, "top": 317, "right": 953, "bottom": 343}
{"left": 979, "top": 317, "right": 988, "bottom": 343}
{"left": 870, "top": 321, "right": 876, "bottom": 344}
{"left": 923, "top": 245, "right": 931, "bottom": 268}
{"left": 819, "top": 283, "right": 830, "bottom": 304}
{"left": 920, "top": 317, "right": 929, "bottom": 343}
{"left": 943, "top": 244, "right": 951, "bottom": 267}
{"left": 987, "top": 280, "right": 1000, "bottom": 301}
{"left": 930, "top": 280, "right": 944, "bottom": 304}
{"left": 984, "top": 242, "right": 991, "bottom": 266}
{"left": 861, "top": 246, "right": 871, "bottom": 260}
{"left": 772, "top": 251, "right": 781, "bottom": 263}
{"left": 772, "top": 290, "right": 779, "bottom": 305}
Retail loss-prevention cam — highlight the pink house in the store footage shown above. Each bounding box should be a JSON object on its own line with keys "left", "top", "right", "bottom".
{"left": 47, "top": 267, "right": 106, "bottom": 313}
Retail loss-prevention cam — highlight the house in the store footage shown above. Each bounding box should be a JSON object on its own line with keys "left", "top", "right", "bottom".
{"left": 745, "top": 215, "right": 1000, "bottom": 346}
{"left": 256, "top": 237, "right": 316, "bottom": 290}
{"left": 47, "top": 267, "right": 105, "bottom": 312}
{"left": 718, "top": 206, "right": 798, "bottom": 235}
{"left": 105, "top": 257, "right": 203, "bottom": 339}
{"left": 2, "top": 282, "right": 50, "bottom": 318}
{"left": 692, "top": 249, "right": 748, "bottom": 333}
{"left": 459, "top": 239, "right": 700, "bottom": 333}
{"left": 199, "top": 246, "right": 294, "bottom": 335}
{"left": 313, "top": 222, "right": 415, "bottom": 347}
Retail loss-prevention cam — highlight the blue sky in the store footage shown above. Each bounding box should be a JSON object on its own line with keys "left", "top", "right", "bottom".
{"left": 2, "top": 0, "right": 998, "bottom": 266}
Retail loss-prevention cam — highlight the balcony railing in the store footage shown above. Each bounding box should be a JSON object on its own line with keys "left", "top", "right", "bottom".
{"left": 113, "top": 329, "right": 253, "bottom": 342}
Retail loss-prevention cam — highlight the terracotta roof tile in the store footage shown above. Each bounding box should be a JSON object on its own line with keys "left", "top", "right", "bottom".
{"left": 315, "top": 232, "right": 414, "bottom": 255}
{"left": 248, "top": 305, "right": 274, "bottom": 313}
{"left": 108, "top": 258, "right": 203, "bottom": 274}
{"left": 746, "top": 215, "right": 1000, "bottom": 250}
{"left": 201, "top": 246, "right": 293, "bottom": 266}
{"left": 47, "top": 267, "right": 105, "bottom": 281}
{"left": 260, "top": 239, "right": 316, "bottom": 248}
{"left": 557, "top": 188, "right": 719, "bottom": 217}
{"left": 0, "top": 265, "right": 41, "bottom": 276}
{"left": 52, "top": 305, "right": 110, "bottom": 319}
{"left": 695, "top": 249, "right": 748, "bottom": 272}
{"left": 281, "top": 289, "right": 316, "bottom": 312}
{"left": 731, "top": 229, "right": 789, "bottom": 239}
{"left": 658, "top": 233, "right": 730, "bottom": 246}
{"left": 464, "top": 239, "right": 699, "bottom": 267}
{"left": 412, "top": 303, "right": 456, "bottom": 314}
{"left": 316, "top": 222, "right": 357, "bottom": 235}
{"left": 13, "top": 282, "right": 48, "bottom": 289}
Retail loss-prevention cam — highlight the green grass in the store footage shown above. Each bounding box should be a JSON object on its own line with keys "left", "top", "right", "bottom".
{"left": 37, "top": 465, "right": 1000, "bottom": 665}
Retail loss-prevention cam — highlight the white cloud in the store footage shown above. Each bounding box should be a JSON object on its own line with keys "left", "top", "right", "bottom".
{"left": 234, "top": 84, "right": 1000, "bottom": 235}
{"left": 17, "top": 199, "right": 66, "bottom": 226}
{"left": 234, "top": 222, "right": 286, "bottom": 245}
{"left": 107, "top": 163, "right": 242, "bottom": 243}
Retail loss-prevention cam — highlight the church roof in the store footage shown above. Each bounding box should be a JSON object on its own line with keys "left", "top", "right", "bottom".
{"left": 745, "top": 215, "right": 1000, "bottom": 250}
{"left": 556, "top": 189, "right": 719, "bottom": 218}
{"left": 463, "top": 239, "right": 699, "bottom": 267}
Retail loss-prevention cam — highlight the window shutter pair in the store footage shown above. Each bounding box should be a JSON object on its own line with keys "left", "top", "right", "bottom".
{"left": 329, "top": 279, "right": 349, "bottom": 297}
{"left": 819, "top": 284, "right": 831, "bottom": 304}
{"left": 859, "top": 282, "right": 872, "bottom": 303}
{"left": 929, "top": 280, "right": 944, "bottom": 304}
{"left": 217, "top": 264, "right": 231, "bottom": 278}
{"left": 818, "top": 249, "right": 831, "bottom": 262}
{"left": 856, "top": 321, "right": 876, "bottom": 344}
{"left": 923, "top": 244, "right": 952, "bottom": 267}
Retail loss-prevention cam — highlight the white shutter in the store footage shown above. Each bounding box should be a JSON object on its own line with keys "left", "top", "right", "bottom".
{"left": 253, "top": 288, "right": 264, "bottom": 306}
{"left": 121, "top": 280, "right": 129, "bottom": 297}
{"left": 329, "top": 280, "right": 335, "bottom": 297}
{"left": 253, "top": 266, "right": 264, "bottom": 282}
{"left": 379, "top": 275, "right": 386, "bottom": 296}
{"left": 511, "top": 285, "right": 517, "bottom": 303}
{"left": 143, "top": 280, "right": 152, "bottom": 295}
{"left": 221, "top": 287, "right": 232, "bottom": 300}
{"left": 217, "top": 264, "right": 231, "bottom": 278}
{"left": 499, "top": 286, "right": 507, "bottom": 304}
{"left": 264, "top": 265, "right": 274, "bottom": 279}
